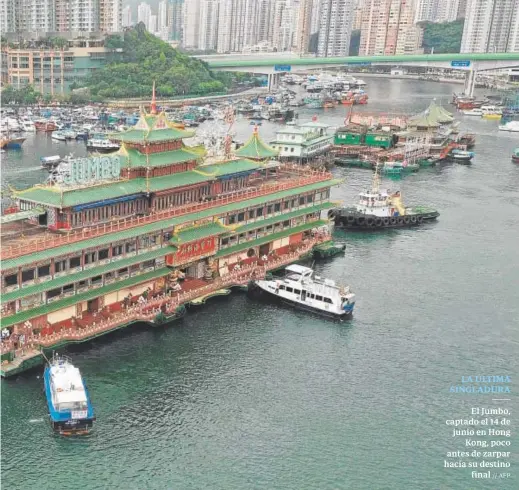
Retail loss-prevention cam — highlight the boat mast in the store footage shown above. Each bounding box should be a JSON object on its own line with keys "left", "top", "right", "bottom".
{"left": 371, "top": 162, "right": 381, "bottom": 193}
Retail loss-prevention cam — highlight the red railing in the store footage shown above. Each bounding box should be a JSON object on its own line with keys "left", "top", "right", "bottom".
{"left": 0, "top": 237, "right": 325, "bottom": 356}
{"left": 1, "top": 166, "right": 332, "bottom": 261}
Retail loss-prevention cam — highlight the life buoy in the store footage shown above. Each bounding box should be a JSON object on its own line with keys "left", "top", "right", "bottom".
{"left": 397, "top": 216, "right": 405, "bottom": 225}
{"left": 404, "top": 216, "right": 410, "bottom": 224}
{"left": 410, "top": 216, "right": 417, "bottom": 224}
{"left": 375, "top": 218, "right": 382, "bottom": 227}
{"left": 389, "top": 217, "right": 397, "bottom": 225}
{"left": 382, "top": 218, "right": 390, "bottom": 226}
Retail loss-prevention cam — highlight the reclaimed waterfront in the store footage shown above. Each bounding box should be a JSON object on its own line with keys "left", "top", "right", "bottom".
{"left": 2, "top": 79, "right": 519, "bottom": 490}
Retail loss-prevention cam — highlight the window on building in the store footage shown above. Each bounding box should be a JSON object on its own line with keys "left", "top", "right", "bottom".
{"left": 63, "top": 284, "right": 74, "bottom": 295}
{"left": 228, "top": 214, "right": 236, "bottom": 224}
{"left": 98, "top": 248, "right": 109, "bottom": 260}
{"left": 4, "top": 274, "right": 18, "bottom": 287}
{"left": 221, "top": 238, "right": 229, "bottom": 246}
{"left": 38, "top": 265, "right": 51, "bottom": 277}
{"left": 274, "top": 203, "right": 281, "bottom": 212}
{"left": 84, "top": 251, "right": 96, "bottom": 264}
{"left": 117, "top": 267, "right": 129, "bottom": 276}
{"left": 267, "top": 205, "right": 273, "bottom": 214}
{"left": 299, "top": 196, "right": 305, "bottom": 205}
{"left": 284, "top": 201, "right": 290, "bottom": 209}
{"left": 283, "top": 220, "right": 290, "bottom": 227}
{"left": 77, "top": 280, "right": 88, "bottom": 289}
{"left": 69, "top": 256, "right": 81, "bottom": 269}
{"left": 112, "top": 244, "right": 123, "bottom": 256}
{"left": 142, "top": 260, "right": 155, "bottom": 269}
{"left": 256, "top": 207, "right": 263, "bottom": 217}
{"left": 55, "top": 260, "right": 67, "bottom": 273}
{"left": 47, "top": 288, "right": 62, "bottom": 299}
{"left": 248, "top": 210, "right": 255, "bottom": 219}
{"left": 237, "top": 212, "right": 245, "bottom": 222}
{"left": 91, "top": 275, "right": 103, "bottom": 285}
{"left": 307, "top": 195, "right": 313, "bottom": 203}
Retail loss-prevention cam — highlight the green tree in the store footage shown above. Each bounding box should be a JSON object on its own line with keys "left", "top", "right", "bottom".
{"left": 421, "top": 20, "right": 464, "bottom": 54}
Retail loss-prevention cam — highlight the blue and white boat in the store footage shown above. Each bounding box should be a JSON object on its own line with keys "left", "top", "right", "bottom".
{"left": 44, "top": 355, "right": 95, "bottom": 435}
{"left": 250, "top": 264, "right": 356, "bottom": 318}
{"left": 450, "top": 149, "right": 474, "bottom": 163}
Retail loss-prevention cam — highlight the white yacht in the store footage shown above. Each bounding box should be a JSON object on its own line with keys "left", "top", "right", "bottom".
{"left": 20, "top": 119, "right": 36, "bottom": 132}
{"left": 462, "top": 108, "right": 483, "bottom": 116}
{"left": 498, "top": 120, "right": 519, "bottom": 133}
{"left": 251, "top": 264, "right": 356, "bottom": 318}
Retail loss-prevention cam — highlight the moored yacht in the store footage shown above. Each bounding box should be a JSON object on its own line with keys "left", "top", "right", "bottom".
{"left": 44, "top": 354, "right": 95, "bottom": 435}
{"left": 250, "top": 264, "right": 356, "bottom": 318}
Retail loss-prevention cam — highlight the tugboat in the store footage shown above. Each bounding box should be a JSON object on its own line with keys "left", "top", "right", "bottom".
{"left": 512, "top": 148, "right": 519, "bottom": 164}
{"left": 328, "top": 168, "right": 439, "bottom": 229}
{"left": 249, "top": 264, "right": 356, "bottom": 319}
{"left": 44, "top": 354, "right": 95, "bottom": 435}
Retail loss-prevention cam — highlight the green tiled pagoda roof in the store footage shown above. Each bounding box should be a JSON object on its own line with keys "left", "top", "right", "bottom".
{"left": 3, "top": 179, "right": 340, "bottom": 272}
{"left": 120, "top": 147, "right": 203, "bottom": 168}
{"left": 196, "top": 159, "right": 262, "bottom": 176}
{"left": 235, "top": 131, "right": 279, "bottom": 160}
{"left": 111, "top": 127, "right": 195, "bottom": 143}
{"left": 16, "top": 171, "right": 212, "bottom": 208}
{"left": 215, "top": 220, "right": 328, "bottom": 258}
{"left": 409, "top": 100, "right": 453, "bottom": 127}
{"left": 230, "top": 202, "right": 335, "bottom": 234}
{"left": 0, "top": 268, "right": 170, "bottom": 329}
{"left": 169, "top": 221, "right": 228, "bottom": 244}
{"left": 1, "top": 248, "right": 170, "bottom": 304}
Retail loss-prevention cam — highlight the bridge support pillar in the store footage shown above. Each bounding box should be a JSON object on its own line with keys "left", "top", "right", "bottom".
{"left": 267, "top": 73, "right": 280, "bottom": 92}
{"left": 464, "top": 69, "right": 477, "bottom": 97}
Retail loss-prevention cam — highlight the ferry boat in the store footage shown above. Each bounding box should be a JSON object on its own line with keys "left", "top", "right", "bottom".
{"left": 250, "top": 264, "right": 356, "bottom": 318}
{"left": 0, "top": 89, "right": 339, "bottom": 378}
{"left": 480, "top": 106, "right": 502, "bottom": 120}
{"left": 328, "top": 168, "right": 439, "bottom": 230}
{"left": 43, "top": 355, "right": 95, "bottom": 435}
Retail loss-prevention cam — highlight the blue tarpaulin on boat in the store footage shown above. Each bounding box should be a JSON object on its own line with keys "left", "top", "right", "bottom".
{"left": 72, "top": 193, "right": 146, "bottom": 212}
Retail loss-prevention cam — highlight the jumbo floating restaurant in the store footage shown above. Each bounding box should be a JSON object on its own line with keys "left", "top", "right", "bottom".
{"left": 0, "top": 98, "right": 340, "bottom": 377}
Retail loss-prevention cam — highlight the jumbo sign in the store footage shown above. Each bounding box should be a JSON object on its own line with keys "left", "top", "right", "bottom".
{"left": 63, "top": 155, "right": 121, "bottom": 185}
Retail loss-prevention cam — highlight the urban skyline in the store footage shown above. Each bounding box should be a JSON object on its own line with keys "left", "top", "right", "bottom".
{"left": 2, "top": 0, "right": 519, "bottom": 56}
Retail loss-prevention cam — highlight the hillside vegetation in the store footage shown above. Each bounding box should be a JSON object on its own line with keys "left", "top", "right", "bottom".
{"left": 84, "top": 23, "right": 228, "bottom": 99}
{"left": 421, "top": 19, "right": 464, "bottom": 54}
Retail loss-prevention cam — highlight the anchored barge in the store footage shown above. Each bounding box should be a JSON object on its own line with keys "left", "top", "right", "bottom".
{"left": 0, "top": 93, "right": 339, "bottom": 377}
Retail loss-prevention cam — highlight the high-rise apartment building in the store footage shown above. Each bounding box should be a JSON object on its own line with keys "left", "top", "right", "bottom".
{"left": 22, "top": 0, "right": 56, "bottom": 32}
{"left": 157, "top": 0, "right": 168, "bottom": 39}
{"left": 100, "top": 0, "right": 122, "bottom": 32}
{"left": 360, "top": 0, "right": 423, "bottom": 56}
{"left": 122, "top": 6, "right": 132, "bottom": 27}
{"left": 296, "top": 0, "right": 313, "bottom": 53}
{"left": 217, "top": 0, "right": 260, "bottom": 53}
{"left": 198, "top": 0, "right": 219, "bottom": 50}
{"left": 456, "top": 0, "right": 467, "bottom": 19}
{"left": 137, "top": 2, "right": 152, "bottom": 29}
{"left": 167, "top": 0, "right": 183, "bottom": 41}
{"left": 257, "top": 0, "right": 275, "bottom": 43}
{"left": 352, "top": 0, "right": 364, "bottom": 30}
{"left": 183, "top": 0, "right": 201, "bottom": 48}
{"left": 461, "top": 0, "right": 519, "bottom": 53}
{"left": 317, "top": 0, "right": 355, "bottom": 57}
{"left": 415, "top": 0, "right": 461, "bottom": 23}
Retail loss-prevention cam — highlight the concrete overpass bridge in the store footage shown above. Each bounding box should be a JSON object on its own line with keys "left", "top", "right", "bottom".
{"left": 198, "top": 52, "right": 519, "bottom": 95}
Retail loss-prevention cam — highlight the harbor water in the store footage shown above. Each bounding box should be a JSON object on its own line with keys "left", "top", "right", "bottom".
{"left": 1, "top": 79, "right": 518, "bottom": 490}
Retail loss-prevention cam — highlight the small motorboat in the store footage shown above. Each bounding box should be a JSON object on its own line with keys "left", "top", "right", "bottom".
{"left": 450, "top": 149, "right": 474, "bottom": 163}
{"left": 51, "top": 131, "right": 67, "bottom": 141}
{"left": 249, "top": 264, "right": 356, "bottom": 319}
{"left": 498, "top": 121, "right": 519, "bottom": 133}
{"left": 462, "top": 108, "right": 483, "bottom": 116}
{"left": 44, "top": 354, "right": 95, "bottom": 435}
{"left": 512, "top": 148, "right": 519, "bottom": 164}
{"left": 40, "top": 155, "right": 62, "bottom": 168}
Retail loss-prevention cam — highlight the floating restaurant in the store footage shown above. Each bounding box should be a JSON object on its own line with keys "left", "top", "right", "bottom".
{"left": 0, "top": 95, "right": 339, "bottom": 377}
